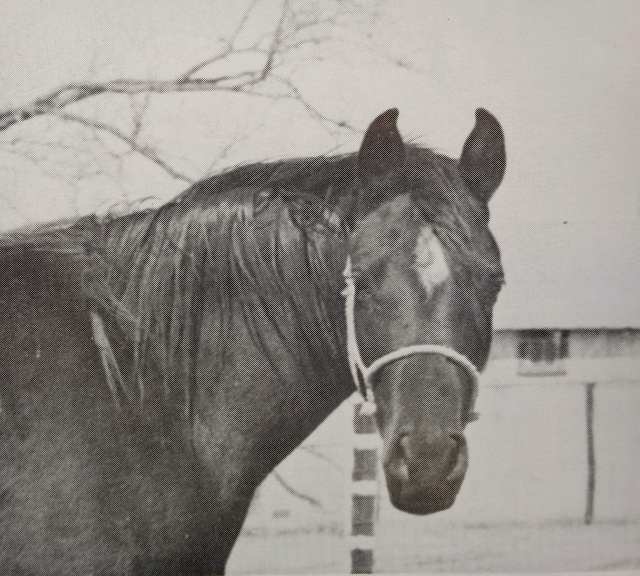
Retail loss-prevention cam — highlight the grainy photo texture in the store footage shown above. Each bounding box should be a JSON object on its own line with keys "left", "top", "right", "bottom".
{"left": 0, "top": 1, "right": 638, "bottom": 574}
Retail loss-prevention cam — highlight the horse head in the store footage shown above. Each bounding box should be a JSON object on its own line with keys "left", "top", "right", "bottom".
{"left": 346, "top": 108, "right": 506, "bottom": 514}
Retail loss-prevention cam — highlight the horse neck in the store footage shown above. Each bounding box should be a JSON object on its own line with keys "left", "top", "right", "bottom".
{"left": 192, "top": 320, "right": 355, "bottom": 493}
{"left": 191, "top": 240, "right": 354, "bottom": 490}
{"left": 96, "top": 200, "right": 354, "bottom": 424}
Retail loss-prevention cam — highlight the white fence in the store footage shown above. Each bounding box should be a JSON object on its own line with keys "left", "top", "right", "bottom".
{"left": 229, "top": 365, "right": 640, "bottom": 572}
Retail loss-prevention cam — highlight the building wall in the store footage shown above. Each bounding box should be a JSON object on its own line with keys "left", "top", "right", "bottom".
{"left": 491, "top": 328, "right": 640, "bottom": 361}
{"left": 571, "top": 329, "right": 640, "bottom": 358}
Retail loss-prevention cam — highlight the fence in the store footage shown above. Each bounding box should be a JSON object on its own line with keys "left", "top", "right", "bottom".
{"left": 229, "top": 376, "right": 640, "bottom": 573}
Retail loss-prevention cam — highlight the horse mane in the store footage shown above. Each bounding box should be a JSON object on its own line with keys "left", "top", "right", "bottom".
{"left": 0, "top": 145, "right": 498, "bottom": 415}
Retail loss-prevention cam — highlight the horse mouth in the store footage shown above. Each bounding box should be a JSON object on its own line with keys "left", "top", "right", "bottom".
{"left": 383, "top": 432, "right": 469, "bottom": 515}
{"left": 386, "top": 474, "right": 464, "bottom": 515}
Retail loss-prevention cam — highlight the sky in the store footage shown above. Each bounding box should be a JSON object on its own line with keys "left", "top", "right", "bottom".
{"left": 1, "top": 0, "right": 639, "bottom": 223}
{"left": 0, "top": 0, "right": 639, "bottom": 321}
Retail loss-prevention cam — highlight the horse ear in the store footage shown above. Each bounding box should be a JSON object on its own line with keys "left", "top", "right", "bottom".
{"left": 459, "top": 108, "right": 506, "bottom": 202}
{"left": 355, "top": 108, "right": 406, "bottom": 214}
{"left": 357, "top": 108, "right": 405, "bottom": 184}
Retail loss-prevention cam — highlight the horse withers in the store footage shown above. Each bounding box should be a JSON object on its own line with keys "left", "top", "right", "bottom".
{"left": 0, "top": 107, "right": 505, "bottom": 574}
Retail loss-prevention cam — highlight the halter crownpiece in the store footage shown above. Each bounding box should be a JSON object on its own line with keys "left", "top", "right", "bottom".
{"left": 342, "top": 256, "right": 480, "bottom": 415}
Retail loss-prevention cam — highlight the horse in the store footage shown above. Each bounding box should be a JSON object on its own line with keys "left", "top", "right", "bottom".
{"left": 0, "top": 107, "right": 506, "bottom": 575}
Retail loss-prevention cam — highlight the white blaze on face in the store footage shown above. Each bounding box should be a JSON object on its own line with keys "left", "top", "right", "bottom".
{"left": 413, "top": 226, "right": 450, "bottom": 298}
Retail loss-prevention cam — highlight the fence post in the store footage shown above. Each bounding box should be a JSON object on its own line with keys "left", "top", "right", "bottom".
{"left": 585, "top": 382, "right": 596, "bottom": 525}
{"left": 350, "top": 400, "right": 378, "bottom": 573}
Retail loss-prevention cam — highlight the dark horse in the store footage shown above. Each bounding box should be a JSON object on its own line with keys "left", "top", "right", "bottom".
{"left": 0, "top": 108, "right": 505, "bottom": 574}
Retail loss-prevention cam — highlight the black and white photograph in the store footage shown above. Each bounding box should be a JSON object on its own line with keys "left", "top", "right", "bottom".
{"left": 0, "top": 1, "right": 638, "bottom": 574}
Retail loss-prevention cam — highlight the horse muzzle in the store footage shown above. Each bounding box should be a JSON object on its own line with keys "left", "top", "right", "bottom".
{"left": 382, "top": 429, "right": 468, "bottom": 515}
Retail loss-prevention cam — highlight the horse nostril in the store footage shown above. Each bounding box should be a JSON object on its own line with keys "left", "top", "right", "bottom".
{"left": 449, "top": 432, "right": 464, "bottom": 453}
{"left": 446, "top": 433, "right": 468, "bottom": 481}
{"left": 387, "top": 434, "right": 411, "bottom": 483}
{"left": 399, "top": 433, "right": 412, "bottom": 456}
{"left": 387, "top": 432, "right": 467, "bottom": 485}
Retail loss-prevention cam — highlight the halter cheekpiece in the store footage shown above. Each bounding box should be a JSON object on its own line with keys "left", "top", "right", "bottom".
{"left": 342, "top": 256, "right": 480, "bottom": 415}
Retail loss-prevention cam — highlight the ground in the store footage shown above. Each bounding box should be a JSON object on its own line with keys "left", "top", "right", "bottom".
{"left": 228, "top": 518, "right": 640, "bottom": 573}
{"left": 227, "top": 378, "right": 640, "bottom": 573}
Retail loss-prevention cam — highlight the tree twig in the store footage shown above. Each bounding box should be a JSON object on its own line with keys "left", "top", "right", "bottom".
{"left": 272, "top": 470, "right": 323, "bottom": 509}
{"left": 55, "top": 112, "right": 194, "bottom": 182}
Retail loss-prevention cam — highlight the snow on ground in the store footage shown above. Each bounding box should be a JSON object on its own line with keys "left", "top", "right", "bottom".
{"left": 228, "top": 376, "right": 640, "bottom": 573}
{"left": 228, "top": 518, "right": 640, "bottom": 573}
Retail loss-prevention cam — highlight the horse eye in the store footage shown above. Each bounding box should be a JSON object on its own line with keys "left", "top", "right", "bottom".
{"left": 355, "top": 285, "right": 374, "bottom": 303}
{"left": 354, "top": 277, "right": 379, "bottom": 309}
{"left": 479, "top": 279, "right": 503, "bottom": 305}
{"left": 466, "top": 411, "right": 480, "bottom": 424}
{"left": 482, "top": 286, "right": 499, "bottom": 303}
{"left": 354, "top": 271, "right": 375, "bottom": 293}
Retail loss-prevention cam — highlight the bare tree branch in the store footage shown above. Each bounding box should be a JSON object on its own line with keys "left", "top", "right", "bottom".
{"left": 260, "top": 0, "right": 289, "bottom": 80}
{"left": 0, "top": 0, "right": 402, "bottom": 208}
{"left": 0, "top": 78, "right": 260, "bottom": 134}
{"left": 178, "top": 0, "right": 262, "bottom": 81}
{"left": 270, "top": 74, "right": 356, "bottom": 130}
{"left": 298, "top": 445, "right": 342, "bottom": 470}
{"left": 55, "top": 112, "right": 194, "bottom": 183}
{"left": 0, "top": 0, "right": 367, "bottom": 140}
{"left": 129, "top": 93, "right": 151, "bottom": 142}
{"left": 272, "top": 471, "right": 322, "bottom": 509}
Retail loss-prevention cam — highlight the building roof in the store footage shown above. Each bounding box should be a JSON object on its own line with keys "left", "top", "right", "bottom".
{"left": 491, "top": 219, "right": 640, "bottom": 330}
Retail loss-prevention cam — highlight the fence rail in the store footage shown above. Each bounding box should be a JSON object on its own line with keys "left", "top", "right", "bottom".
{"left": 236, "top": 379, "right": 640, "bottom": 572}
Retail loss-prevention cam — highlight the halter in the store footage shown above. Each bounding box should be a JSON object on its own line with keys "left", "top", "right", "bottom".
{"left": 342, "top": 257, "right": 479, "bottom": 415}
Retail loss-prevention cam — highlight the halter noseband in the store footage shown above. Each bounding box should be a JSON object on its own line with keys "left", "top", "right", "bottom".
{"left": 342, "top": 257, "right": 479, "bottom": 415}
